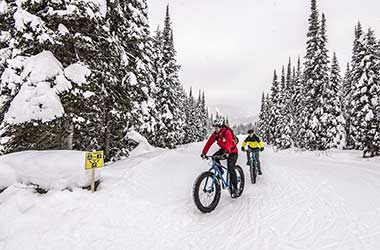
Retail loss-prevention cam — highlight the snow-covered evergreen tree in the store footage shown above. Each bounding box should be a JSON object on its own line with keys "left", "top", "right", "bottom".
{"left": 342, "top": 62, "right": 353, "bottom": 148}
{"left": 350, "top": 28, "right": 380, "bottom": 149}
{"left": 322, "top": 52, "right": 346, "bottom": 149}
{"left": 183, "top": 87, "right": 199, "bottom": 144}
{"left": 346, "top": 22, "right": 364, "bottom": 149}
{"left": 268, "top": 70, "right": 281, "bottom": 145}
{"left": 154, "top": 5, "right": 185, "bottom": 148}
{"left": 120, "top": 0, "right": 159, "bottom": 150}
{"left": 301, "top": 1, "right": 330, "bottom": 150}
{"left": 276, "top": 65, "right": 292, "bottom": 149}
{"left": 258, "top": 92, "right": 271, "bottom": 143}
{"left": 292, "top": 57, "right": 304, "bottom": 147}
{"left": 196, "top": 90, "right": 208, "bottom": 141}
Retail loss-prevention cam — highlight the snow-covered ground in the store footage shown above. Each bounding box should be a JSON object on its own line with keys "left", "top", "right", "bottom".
{"left": 1, "top": 136, "right": 380, "bottom": 250}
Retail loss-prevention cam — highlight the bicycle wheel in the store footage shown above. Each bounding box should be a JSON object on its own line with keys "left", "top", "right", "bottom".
{"left": 235, "top": 165, "right": 245, "bottom": 197}
{"left": 193, "top": 171, "right": 221, "bottom": 213}
{"left": 250, "top": 160, "right": 257, "bottom": 184}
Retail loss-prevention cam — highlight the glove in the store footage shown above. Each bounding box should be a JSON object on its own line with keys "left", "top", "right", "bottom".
{"left": 222, "top": 153, "right": 229, "bottom": 159}
{"left": 201, "top": 154, "right": 207, "bottom": 159}
{"left": 260, "top": 148, "right": 264, "bottom": 152}
{"left": 241, "top": 147, "right": 245, "bottom": 152}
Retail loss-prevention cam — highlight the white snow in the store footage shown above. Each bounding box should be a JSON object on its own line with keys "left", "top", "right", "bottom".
{"left": 64, "top": 63, "right": 91, "bottom": 85}
{"left": 5, "top": 81, "right": 65, "bottom": 123}
{"left": 83, "top": 91, "right": 95, "bottom": 98}
{"left": 128, "top": 72, "right": 138, "bottom": 86}
{"left": 47, "top": 4, "right": 78, "bottom": 17}
{"left": 1, "top": 136, "right": 380, "bottom": 249}
{"left": 58, "top": 23, "right": 69, "bottom": 35}
{"left": 0, "top": 31, "right": 11, "bottom": 43}
{"left": 125, "top": 130, "right": 156, "bottom": 157}
{"left": 0, "top": 150, "right": 101, "bottom": 190}
{"left": 0, "top": 0, "right": 8, "bottom": 14}
{"left": 4, "top": 51, "right": 73, "bottom": 124}
{"left": 13, "top": 8, "right": 44, "bottom": 32}
{"left": 22, "top": 51, "right": 63, "bottom": 83}
{"left": 365, "top": 110, "right": 374, "bottom": 121}
{"left": 0, "top": 163, "right": 16, "bottom": 189}
{"left": 90, "top": 0, "right": 107, "bottom": 17}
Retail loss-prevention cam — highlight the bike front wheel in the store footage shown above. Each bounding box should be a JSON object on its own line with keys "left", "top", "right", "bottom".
{"left": 193, "top": 171, "right": 221, "bottom": 213}
{"left": 250, "top": 160, "right": 257, "bottom": 184}
{"left": 235, "top": 165, "right": 245, "bottom": 197}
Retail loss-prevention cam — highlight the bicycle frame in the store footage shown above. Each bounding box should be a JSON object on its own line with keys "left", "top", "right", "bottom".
{"left": 247, "top": 148, "right": 257, "bottom": 165}
{"left": 203, "top": 157, "right": 230, "bottom": 192}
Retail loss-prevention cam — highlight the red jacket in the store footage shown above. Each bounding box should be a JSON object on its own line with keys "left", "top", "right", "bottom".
{"left": 202, "top": 127, "right": 238, "bottom": 155}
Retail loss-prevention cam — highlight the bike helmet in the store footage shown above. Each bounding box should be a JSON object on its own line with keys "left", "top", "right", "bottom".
{"left": 248, "top": 129, "right": 254, "bottom": 134}
{"left": 212, "top": 118, "right": 224, "bottom": 127}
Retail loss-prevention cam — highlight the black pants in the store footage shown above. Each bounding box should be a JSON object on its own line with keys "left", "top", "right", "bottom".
{"left": 246, "top": 149, "right": 261, "bottom": 171}
{"left": 213, "top": 149, "right": 238, "bottom": 191}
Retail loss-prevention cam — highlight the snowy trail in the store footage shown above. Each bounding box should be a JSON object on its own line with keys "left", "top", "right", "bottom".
{"left": 1, "top": 140, "right": 380, "bottom": 250}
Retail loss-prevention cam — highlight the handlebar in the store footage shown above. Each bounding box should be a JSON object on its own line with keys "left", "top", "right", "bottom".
{"left": 202, "top": 155, "right": 228, "bottom": 161}
{"left": 242, "top": 147, "right": 260, "bottom": 152}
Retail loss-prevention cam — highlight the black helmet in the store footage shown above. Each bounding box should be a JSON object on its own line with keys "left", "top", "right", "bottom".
{"left": 248, "top": 129, "right": 254, "bottom": 134}
{"left": 212, "top": 118, "right": 224, "bottom": 127}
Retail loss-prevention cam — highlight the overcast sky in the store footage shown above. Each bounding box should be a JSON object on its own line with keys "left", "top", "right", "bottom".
{"left": 147, "top": 0, "right": 380, "bottom": 119}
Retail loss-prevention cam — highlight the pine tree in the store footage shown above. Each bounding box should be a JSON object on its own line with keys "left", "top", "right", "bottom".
{"left": 268, "top": 70, "right": 281, "bottom": 145}
{"left": 277, "top": 64, "right": 292, "bottom": 148}
{"left": 346, "top": 22, "right": 364, "bottom": 149}
{"left": 322, "top": 52, "right": 346, "bottom": 149}
{"left": 350, "top": 28, "right": 380, "bottom": 149}
{"left": 183, "top": 87, "right": 197, "bottom": 144}
{"left": 301, "top": 1, "right": 330, "bottom": 150}
{"left": 154, "top": 5, "right": 185, "bottom": 148}
{"left": 342, "top": 62, "right": 353, "bottom": 148}
{"left": 200, "top": 92, "right": 212, "bottom": 137}
{"left": 258, "top": 92, "right": 271, "bottom": 143}
{"left": 301, "top": 0, "right": 320, "bottom": 150}
{"left": 197, "top": 91, "right": 208, "bottom": 141}
{"left": 292, "top": 57, "right": 304, "bottom": 147}
{"left": 121, "top": 0, "right": 159, "bottom": 149}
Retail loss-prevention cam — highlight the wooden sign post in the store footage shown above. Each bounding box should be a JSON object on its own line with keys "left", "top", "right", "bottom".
{"left": 85, "top": 151, "right": 104, "bottom": 192}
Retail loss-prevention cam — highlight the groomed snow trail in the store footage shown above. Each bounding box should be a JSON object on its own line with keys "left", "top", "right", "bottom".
{"left": 1, "top": 140, "right": 380, "bottom": 250}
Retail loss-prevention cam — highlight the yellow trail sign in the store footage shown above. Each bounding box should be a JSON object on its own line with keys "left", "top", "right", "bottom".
{"left": 85, "top": 151, "right": 104, "bottom": 170}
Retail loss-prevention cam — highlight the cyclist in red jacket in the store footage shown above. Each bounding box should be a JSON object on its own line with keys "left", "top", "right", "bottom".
{"left": 201, "top": 118, "right": 239, "bottom": 198}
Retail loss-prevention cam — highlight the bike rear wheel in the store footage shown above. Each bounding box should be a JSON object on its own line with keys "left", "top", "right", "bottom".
{"left": 193, "top": 171, "right": 221, "bottom": 213}
{"left": 250, "top": 160, "right": 257, "bottom": 184}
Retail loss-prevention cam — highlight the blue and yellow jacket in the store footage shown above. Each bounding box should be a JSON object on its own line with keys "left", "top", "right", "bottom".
{"left": 242, "top": 134, "right": 264, "bottom": 150}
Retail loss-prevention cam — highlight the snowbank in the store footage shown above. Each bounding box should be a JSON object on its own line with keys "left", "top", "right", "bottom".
{"left": 126, "top": 131, "right": 155, "bottom": 157}
{"left": 0, "top": 162, "right": 16, "bottom": 189}
{"left": 0, "top": 150, "right": 101, "bottom": 190}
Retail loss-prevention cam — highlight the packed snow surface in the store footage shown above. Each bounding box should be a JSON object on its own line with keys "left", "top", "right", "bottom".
{"left": 1, "top": 136, "right": 380, "bottom": 249}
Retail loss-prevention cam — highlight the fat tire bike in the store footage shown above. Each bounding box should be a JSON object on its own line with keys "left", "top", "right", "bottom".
{"left": 193, "top": 155, "right": 245, "bottom": 213}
